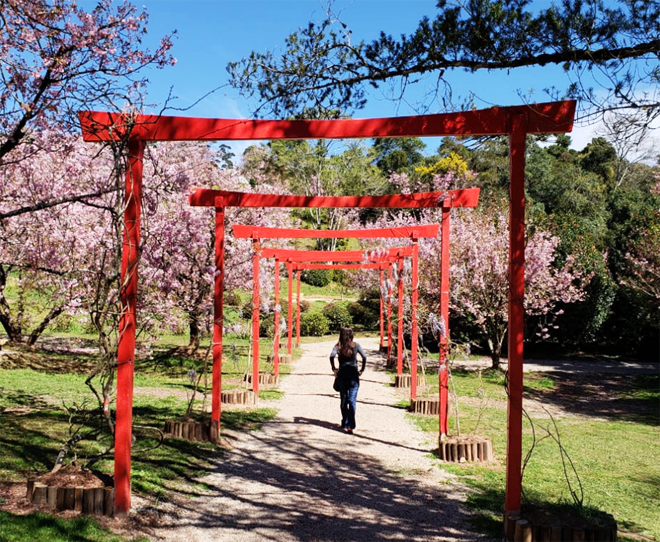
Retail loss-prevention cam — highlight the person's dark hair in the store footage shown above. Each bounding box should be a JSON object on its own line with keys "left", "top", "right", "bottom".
{"left": 338, "top": 327, "right": 355, "bottom": 358}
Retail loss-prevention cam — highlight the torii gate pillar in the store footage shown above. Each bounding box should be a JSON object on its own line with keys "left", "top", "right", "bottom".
{"left": 114, "top": 139, "right": 144, "bottom": 515}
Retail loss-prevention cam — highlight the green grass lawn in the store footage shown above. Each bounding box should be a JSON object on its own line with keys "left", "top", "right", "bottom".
{"left": 407, "top": 369, "right": 660, "bottom": 542}
{"left": 0, "top": 511, "right": 150, "bottom": 542}
{"left": 0, "top": 339, "right": 285, "bottom": 522}
{"left": 3, "top": 329, "right": 658, "bottom": 541}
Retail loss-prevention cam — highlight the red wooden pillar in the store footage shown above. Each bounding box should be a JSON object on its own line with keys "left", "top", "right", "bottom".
{"left": 396, "top": 256, "right": 404, "bottom": 375}
{"left": 114, "top": 139, "right": 144, "bottom": 515}
{"left": 386, "top": 264, "right": 393, "bottom": 361}
{"left": 251, "top": 237, "right": 261, "bottom": 396}
{"left": 505, "top": 112, "right": 527, "bottom": 516}
{"left": 295, "top": 269, "right": 301, "bottom": 347}
{"left": 273, "top": 258, "right": 280, "bottom": 376}
{"left": 287, "top": 261, "right": 293, "bottom": 355}
{"left": 439, "top": 200, "right": 451, "bottom": 436}
{"left": 410, "top": 236, "right": 419, "bottom": 400}
{"left": 210, "top": 198, "right": 225, "bottom": 441}
{"left": 379, "top": 269, "right": 385, "bottom": 351}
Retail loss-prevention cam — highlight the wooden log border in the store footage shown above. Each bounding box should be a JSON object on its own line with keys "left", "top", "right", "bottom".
{"left": 243, "top": 372, "right": 280, "bottom": 386}
{"left": 504, "top": 511, "right": 618, "bottom": 542}
{"left": 221, "top": 388, "right": 257, "bottom": 405}
{"left": 394, "top": 374, "right": 424, "bottom": 388}
{"left": 409, "top": 397, "right": 439, "bottom": 415}
{"left": 26, "top": 478, "right": 114, "bottom": 516}
{"left": 163, "top": 420, "right": 213, "bottom": 442}
{"left": 438, "top": 435, "right": 494, "bottom": 463}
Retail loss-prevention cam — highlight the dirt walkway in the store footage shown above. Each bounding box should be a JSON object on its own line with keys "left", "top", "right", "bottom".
{"left": 148, "top": 337, "right": 489, "bottom": 542}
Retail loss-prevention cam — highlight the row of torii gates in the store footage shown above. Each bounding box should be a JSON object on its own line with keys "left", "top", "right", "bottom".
{"left": 79, "top": 100, "right": 577, "bottom": 523}
{"left": 231, "top": 222, "right": 460, "bottom": 402}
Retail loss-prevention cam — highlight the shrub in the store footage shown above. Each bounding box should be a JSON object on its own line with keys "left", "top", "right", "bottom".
{"left": 241, "top": 300, "right": 253, "bottom": 319}
{"left": 322, "top": 303, "right": 352, "bottom": 332}
{"left": 299, "top": 299, "right": 311, "bottom": 313}
{"left": 300, "top": 312, "right": 329, "bottom": 337}
{"left": 301, "top": 269, "right": 332, "bottom": 287}
{"left": 348, "top": 301, "right": 379, "bottom": 330}
{"left": 224, "top": 290, "right": 243, "bottom": 307}
{"left": 348, "top": 302, "right": 370, "bottom": 326}
{"left": 259, "top": 314, "right": 275, "bottom": 338}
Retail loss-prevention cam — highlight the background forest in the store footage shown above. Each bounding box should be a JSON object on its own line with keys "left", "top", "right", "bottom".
{"left": 1, "top": 127, "right": 658, "bottom": 364}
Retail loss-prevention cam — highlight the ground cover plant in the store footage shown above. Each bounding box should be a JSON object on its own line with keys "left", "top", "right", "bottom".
{"left": 405, "top": 363, "right": 660, "bottom": 541}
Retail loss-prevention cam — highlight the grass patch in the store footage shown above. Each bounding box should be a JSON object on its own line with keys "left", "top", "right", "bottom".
{"left": 408, "top": 370, "right": 660, "bottom": 541}
{"left": 259, "top": 389, "right": 285, "bottom": 401}
{"left": 0, "top": 511, "right": 149, "bottom": 542}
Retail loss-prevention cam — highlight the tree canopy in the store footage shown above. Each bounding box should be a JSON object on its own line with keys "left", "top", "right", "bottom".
{"left": 0, "top": 0, "right": 175, "bottom": 165}
{"left": 227, "top": 0, "right": 660, "bottom": 124}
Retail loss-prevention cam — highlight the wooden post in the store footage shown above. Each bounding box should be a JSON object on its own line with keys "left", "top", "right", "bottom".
{"left": 251, "top": 236, "right": 261, "bottom": 397}
{"left": 439, "top": 198, "right": 451, "bottom": 436}
{"left": 397, "top": 256, "right": 404, "bottom": 375}
{"left": 387, "top": 264, "right": 393, "bottom": 361}
{"left": 411, "top": 236, "right": 419, "bottom": 400}
{"left": 114, "top": 138, "right": 144, "bottom": 515}
{"left": 295, "top": 269, "right": 301, "bottom": 347}
{"left": 379, "top": 268, "right": 384, "bottom": 351}
{"left": 273, "top": 258, "right": 280, "bottom": 376}
{"left": 505, "top": 112, "right": 527, "bottom": 516}
{"left": 287, "top": 261, "right": 293, "bottom": 355}
{"left": 211, "top": 198, "right": 225, "bottom": 441}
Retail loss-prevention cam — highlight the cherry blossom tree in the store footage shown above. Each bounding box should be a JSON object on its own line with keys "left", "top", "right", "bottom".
{"left": 0, "top": 131, "right": 116, "bottom": 344}
{"left": 142, "top": 142, "right": 295, "bottom": 349}
{"left": 356, "top": 172, "right": 587, "bottom": 368}
{"left": 449, "top": 209, "right": 584, "bottom": 368}
{"left": 0, "top": 0, "right": 175, "bottom": 167}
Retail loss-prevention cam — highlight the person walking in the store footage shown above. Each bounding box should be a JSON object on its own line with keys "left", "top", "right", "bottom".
{"left": 330, "top": 327, "right": 367, "bottom": 434}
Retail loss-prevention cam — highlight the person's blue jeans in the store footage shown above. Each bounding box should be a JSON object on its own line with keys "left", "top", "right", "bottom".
{"left": 340, "top": 382, "right": 359, "bottom": 430}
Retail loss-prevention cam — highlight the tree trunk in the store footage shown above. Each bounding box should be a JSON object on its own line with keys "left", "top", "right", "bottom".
{"left": 0, "top": 265, "right": 23, "bottom": 342}
{"left": 487, "top": 336, "right": 502, "bottom": 370}
{"left": 188, "top": 315, "right": 201, "bottom": 350}
{"left": 490, "top": 350, "right": 501, "bottom": 371}
{"left": 485, "top": 322, "right": 507, "bottom": 371}
{"left": 27, "top": 306, "right": 64, "bottom": 346}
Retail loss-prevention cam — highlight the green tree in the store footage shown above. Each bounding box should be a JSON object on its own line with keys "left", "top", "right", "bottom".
{"left": 227, "top": 0, "right": 660, "bottom": 123}
{"left": 372, "top": 137, "right": 426, "bottom": 174}
{"left": 246, "top": 137, "right": 385, "bottom": 249}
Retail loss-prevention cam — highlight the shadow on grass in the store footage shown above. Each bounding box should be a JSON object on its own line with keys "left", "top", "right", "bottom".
{"left": 0, "top": 409, "right": 71, "bottom": 476}
{"left": 524, "top": 373, "right": 660, "bottom": 426}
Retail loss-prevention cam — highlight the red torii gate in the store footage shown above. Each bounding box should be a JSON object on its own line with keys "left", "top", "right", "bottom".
{"left": 256, "top": 246, "right": 414, "bottom": 396}
{"left": 239, "top": 242, "right": 412, "bottom": 398}
{"left": 288, "top": 260, "right": 395, "bottom": 353}
{"left": 79, "top": 100, "right": 577, "bottom": 520}
{"left": 231, "top": 223, "right": 442, "bottom": 388}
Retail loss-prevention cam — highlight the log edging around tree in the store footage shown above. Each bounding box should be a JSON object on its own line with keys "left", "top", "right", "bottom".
{"left": 26, "top": 479, "right": 114, "bottom": 516}
{"left": 243, "top": 372, "right": 279, "bottom": 386}
{"left": 504, "top": 510, "right": 618, "bottom": 541}
{"left": 221, "top": 388, "right": 257, "bottom": 405}
{"left": 163, "top": 420, "right": 213, "bottom": 442}
{"left": 409, "top": 396, "right": 439, "bottom": 414}
{"left": 395, "top": 374, "right": 424, "bottom": 388}
{"left": 438, "top": 435, "right": 494, "bottom": 463}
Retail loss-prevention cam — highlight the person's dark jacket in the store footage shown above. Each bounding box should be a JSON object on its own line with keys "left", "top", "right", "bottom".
{"left": 330, "top": 342, "right": 366, "bottom": 390}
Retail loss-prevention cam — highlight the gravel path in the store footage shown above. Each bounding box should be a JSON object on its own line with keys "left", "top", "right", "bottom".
{"left": 149, "top": 337, "right": 489, "bottom": 542}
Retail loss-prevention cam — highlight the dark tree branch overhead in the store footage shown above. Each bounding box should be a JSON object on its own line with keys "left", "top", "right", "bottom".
{"left": 227, "top": 0, "right": 660, "bottom": 124}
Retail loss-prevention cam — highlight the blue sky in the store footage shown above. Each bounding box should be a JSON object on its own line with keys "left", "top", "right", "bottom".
{"left": 120, "top": 1, "right": 608, "bottom": 154}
